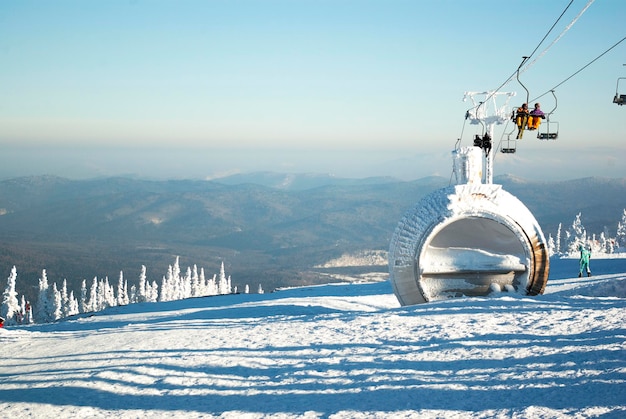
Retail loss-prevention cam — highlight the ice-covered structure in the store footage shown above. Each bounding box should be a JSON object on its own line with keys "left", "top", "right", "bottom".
{"left": 388, "top": 96, "right": 549, "bottom": 305}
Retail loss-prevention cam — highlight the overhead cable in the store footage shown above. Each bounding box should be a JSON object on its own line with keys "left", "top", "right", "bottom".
{"left": 531, "top": 36, "right": 626, "bottom": 102}
{"left": 521, "top": 0, "right": 593, "bottom": 74}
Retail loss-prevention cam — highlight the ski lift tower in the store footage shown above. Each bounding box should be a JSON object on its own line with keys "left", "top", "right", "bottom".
{"left": 463, "top": 91, "right": 516, "bottom": 183}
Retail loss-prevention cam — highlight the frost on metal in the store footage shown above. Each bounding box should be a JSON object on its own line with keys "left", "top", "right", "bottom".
{"left": 388, "top": 154, "right": 549, "bottom": 306}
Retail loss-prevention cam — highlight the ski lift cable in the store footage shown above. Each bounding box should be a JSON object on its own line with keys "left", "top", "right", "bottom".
{"left": 473, "top": 0, "right": 576, "bottom": 115}
{"left": 520, "top": 0, "right": 592, "bottom": 75}
{"left": 531, "top": 35, "right": 626, "bottom": 102}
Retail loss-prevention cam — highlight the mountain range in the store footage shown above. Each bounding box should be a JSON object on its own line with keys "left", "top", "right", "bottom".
{"left": 0, "top": 173, "right": 624, "bottom": 301}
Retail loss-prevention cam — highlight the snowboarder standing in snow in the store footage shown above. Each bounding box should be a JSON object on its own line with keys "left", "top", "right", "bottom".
{"left": 578, "top": 244, "right": 591, "bottom": 277}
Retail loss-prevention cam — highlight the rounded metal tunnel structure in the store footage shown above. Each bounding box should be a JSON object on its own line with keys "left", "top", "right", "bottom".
{"left": 388, "top": 183, "right": 549, "bottom": 306}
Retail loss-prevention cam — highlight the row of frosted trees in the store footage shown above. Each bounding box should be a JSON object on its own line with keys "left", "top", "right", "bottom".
{"left": 1, "top": 257, "right": 264, "bottom": 326}
{"left": 547, "top": 209, "right": 626, "bottom": 256}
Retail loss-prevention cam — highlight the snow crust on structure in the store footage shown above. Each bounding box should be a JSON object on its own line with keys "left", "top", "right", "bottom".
{"left": 452, "top": 146, "right": 483, "bottom": 184}
{"left": 390, "top": 182, "right": 542, "bottom": 268}
{"left": 421, "top": 247, "right": 526, "bottom": 273}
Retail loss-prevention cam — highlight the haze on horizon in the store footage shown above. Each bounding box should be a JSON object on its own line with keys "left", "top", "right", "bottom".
{"left": 1, "top": 1, "right": 625, "bottom": 181}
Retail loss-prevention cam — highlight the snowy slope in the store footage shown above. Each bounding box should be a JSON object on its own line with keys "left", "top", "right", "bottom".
{"left": 1, "top": 258, "right": 625, "bottom": 419}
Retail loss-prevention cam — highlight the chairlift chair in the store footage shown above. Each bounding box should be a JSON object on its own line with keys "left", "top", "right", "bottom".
{"left": 537, "top": 90, "right": 559, "bottom": 140}
{"left": 500, "top": 131, "right": 517, "bottom": 154}
{"left": 538, "top": 120, "right": 559, "bottom": 140}
{"left": 614, "top": 77, "right": 626, "bottom": 106}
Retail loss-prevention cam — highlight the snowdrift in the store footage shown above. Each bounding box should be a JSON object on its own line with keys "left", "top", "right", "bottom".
{"left": 0, "top": 259, "right": 625, "bottom": 418}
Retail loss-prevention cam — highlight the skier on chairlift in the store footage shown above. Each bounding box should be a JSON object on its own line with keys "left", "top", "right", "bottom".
{"left": 514, "top": 103, "right": 529, "bottom": 139}
{"left": 528, "top": 102, "right": 545, "bottom": 130}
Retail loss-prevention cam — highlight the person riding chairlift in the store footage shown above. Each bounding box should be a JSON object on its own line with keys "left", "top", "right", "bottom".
{"left": 514, "top": 103, "right": 529, "bottom": 139}
{"left": 528, "top": 102, "right": 545, "bottom": 130}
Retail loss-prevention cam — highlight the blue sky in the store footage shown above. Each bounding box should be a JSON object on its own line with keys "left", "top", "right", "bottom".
{"left": 0, "top": 0, "right": 624, "bottom": 180}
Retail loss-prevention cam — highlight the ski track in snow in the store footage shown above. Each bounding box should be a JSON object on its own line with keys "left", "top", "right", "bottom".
{"left": 1, "top": 259, "right": 625, "bottom": 418}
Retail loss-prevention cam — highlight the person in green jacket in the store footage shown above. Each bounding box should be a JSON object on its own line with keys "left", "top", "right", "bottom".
{"left": 578, "top": 244, "right": 591, "bottom": 277}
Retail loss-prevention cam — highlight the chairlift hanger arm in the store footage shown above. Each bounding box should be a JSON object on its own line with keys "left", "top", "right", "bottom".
{"left": 615, "top": 77, "right": 626, "bottom": 106}
{"left": 516, "top": 57, "right": 530, "bottom": 106}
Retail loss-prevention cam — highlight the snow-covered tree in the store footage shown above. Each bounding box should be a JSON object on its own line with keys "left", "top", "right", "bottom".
{"left": 129, "top": 284, "right": 137, "bottom": 304}
{"left": 67, "top": 291, "right": 79, "bottom": 316}
{"left": 61, "top": 279, "right": 70, "bottom": 318}
{"left": 35, "top": 270, "right": 53, "bottom": 323}
{"left": 198, "top": 267, "right": 207, "bottom": 296}
{"left": 182, "top": 267, "right": 192, "bottom": 299}
{"left": 79, "top": 280, "right": 88, "bottom": 313}
{"left": 136, "top": 265, "right": 147, "bottom": 303}
{"left": 117, "top": 271, "right": 129, "bottom": 306}
{"left": 218, "top": 262, "right": 229, "bottom": 295}
{"left": 190, "top": 265, "right": 199, "bottom": 297}
{"left": 566, "top": 213, "right": 587, "bottom": 254}
{"left": 160, "top": 264, "right": 174, "bottom": 302}
{"left": 51, "top": 283, "right": 62, "bottom": 321}
{"left": 87, "top": 277, "right": 98, "bottom": 313}
{"left": 555, "top": 223, "right": 562, "bottom": 254}
{"left": 207, "top": 274, "right": 217, "bottom": 296}
{"left": 102, "top": 277, "right": 116, "bottom": 308}
{"left": 616, "top": 209, "right": 626, "bottom": 250}
{"left": 1, "top": 266, "right": 20, "bottom": 326}
{"left": 148, "top": 280, "right": 159, "bottom": 302}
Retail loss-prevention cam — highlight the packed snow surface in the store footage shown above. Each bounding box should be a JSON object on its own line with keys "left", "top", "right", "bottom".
{"left": 1, "top": 259, "right": 625, "bottom": 418}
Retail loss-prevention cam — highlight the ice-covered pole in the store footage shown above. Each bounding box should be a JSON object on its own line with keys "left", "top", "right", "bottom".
{"left": 463, "top": 91, "right": 515, "bottom": 183}
{"left": 485, "top": 124, "right": 494, "bottom": 184}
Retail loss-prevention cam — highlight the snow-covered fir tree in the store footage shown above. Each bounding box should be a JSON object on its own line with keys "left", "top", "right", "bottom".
{"left": 207, "top": 274, "right": 218, "bottom": 296}
{"left": 104, "top": 277, "right": 117, "bottom": 308}
{"left": 218, "top": 262, "right": 229, "bottom": 295}
{"left": 148, "top": 280, "right": 159, "bottom": 302}
{"left": 67, "top": 291, "right": 79, "bottom": 317}
{"left": 617, "top": 209, "right": 626, "bottom": 250}
{"left": 87, "top": 278, "right": 98, "bottom": 313}
{"left": 117, "top": 271, "right": 129, "bottom": 306}
{"left": 566, "top": 213, "right": 587, "bottom": 254}
{"left": 198, "top": 267, "right": 207, "bottom": 296}
{"left": 35, "top": 269, "right": 53, "bottom": 323}
{"left": 1, "top": 266, "right": 20, "bottom": 326}
{"left": 6, "top": 256, "right": 238, "bottom": 324}
{"left": 136, "top": 265, "right": 147, "bottom": 303}
{"left": 182, "top": 267, "right": 192, "bottom": 299}
{"left": 160, "top": 265, "right": 174, "bottom": 302}
{"left": 52, "top": 283, "right": 62, "bottom": 321}
{"left": 191, "top": 265, "right": 200, "bottom": 297}
{"left": 555, "top": 223, "right": 562, "bottom": 254}
{"left": 60, "top": 279, "right": 70, "bottom": 318}
{"left": 79, "top": 280, "right": 88, "bottom": 313}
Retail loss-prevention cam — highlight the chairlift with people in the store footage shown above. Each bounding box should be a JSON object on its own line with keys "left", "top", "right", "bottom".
{"left": 538, "top": 90, "right": 559, "bottom": 140}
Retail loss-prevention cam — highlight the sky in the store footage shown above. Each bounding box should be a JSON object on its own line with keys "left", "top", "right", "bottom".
{"left": 0, "top": 0, "right": 625, "bottom": 181}
{"left": 1, "top": 258, "right": 625, "bottom": 417}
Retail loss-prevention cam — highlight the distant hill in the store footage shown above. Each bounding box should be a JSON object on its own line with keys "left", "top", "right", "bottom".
{"left": 0, "top": 173, "right": 624, "bottom": 301}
